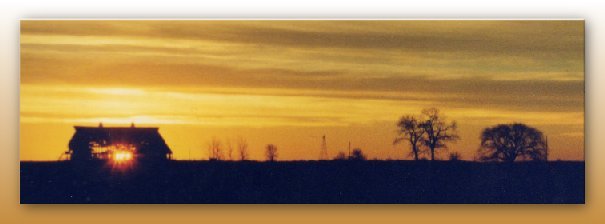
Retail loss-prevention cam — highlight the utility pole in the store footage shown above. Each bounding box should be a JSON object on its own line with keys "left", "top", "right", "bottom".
{"left": 348, "top": 141, "right": 351, "bottom": 158}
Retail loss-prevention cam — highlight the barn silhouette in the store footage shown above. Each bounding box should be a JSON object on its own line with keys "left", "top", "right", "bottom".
{"left": 66, "top": 123, "right": 172, "bottom": 162}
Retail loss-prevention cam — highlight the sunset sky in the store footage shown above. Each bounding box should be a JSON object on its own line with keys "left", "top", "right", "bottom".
{"left": 20, "top": 20, "right": 584, "bottom": 161}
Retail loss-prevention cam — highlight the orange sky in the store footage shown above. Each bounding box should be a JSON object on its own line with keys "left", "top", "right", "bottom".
{"left": 20, "top": 20, "right": 584, "bottom": 161}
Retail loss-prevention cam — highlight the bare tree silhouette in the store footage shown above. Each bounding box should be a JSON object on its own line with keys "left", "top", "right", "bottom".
{"left": 207, "top": 137, "right": 223, "bottom": 161}
{"left": 334, "top": 151, "right": 347, "bottom": 160}
{"left": 419, "top": 108, "right": 459, "bottom": 161}
{"left": 265, "top": 144, "right": 278, "bottom": 162}
{"left": 449, "top": 152, "right": 461, "bottom": 161}
{"left": 394, "top": 115, "right": 425, "bottom": 161}
{"left": 225, "top": 138, "right": 233, "bottom": 160}
{"left": 477, "top": 123, "right": 547, "bottom": 163}
{"left": 349, "top": 148, "right": 366, "bottom": 161}
{"left": 237, "top": 136, "right": 249, "bottom": 161}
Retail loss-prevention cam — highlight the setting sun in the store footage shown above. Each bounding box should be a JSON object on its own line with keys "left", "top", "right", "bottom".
{"left": 20, "top": 20, "right": 584, "bottom": 162}
{"left": 113, "top": 151, "right": 133, "bottom": 162}
{"left": 19, "top": 19, "right": 585, "bottom": 205}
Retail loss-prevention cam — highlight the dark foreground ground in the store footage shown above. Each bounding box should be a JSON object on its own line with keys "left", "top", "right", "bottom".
{"left": 20, "top": 160, "right": 584, "bottom": 204}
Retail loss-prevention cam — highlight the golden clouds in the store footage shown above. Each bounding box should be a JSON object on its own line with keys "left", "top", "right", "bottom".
{"left": 21, "top": 84, "right": 583, "bottom": 127}
{"left": 19, "top": 20, "right": 584, "bottom": 161}
{"left": 21, "top": 20, "right": 584, "bottom": 83}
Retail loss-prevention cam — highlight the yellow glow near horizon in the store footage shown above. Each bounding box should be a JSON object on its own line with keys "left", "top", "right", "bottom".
{"left": 113, "top": 151, "right": 133, "bottom": 162}
{"left": 19, "top": 20, "right": 584, "bottom": 161}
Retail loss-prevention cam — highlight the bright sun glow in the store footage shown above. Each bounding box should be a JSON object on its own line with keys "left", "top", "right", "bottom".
{"left": 18, "top": 21, "right": 585, "bottom": 162}
{"left": 113, "top": 150, "right": 133, "bottom": 162}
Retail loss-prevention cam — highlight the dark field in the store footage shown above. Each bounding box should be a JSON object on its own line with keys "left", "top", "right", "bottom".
{"left": 20, "top": 161, "right": 584, "bottom": 204}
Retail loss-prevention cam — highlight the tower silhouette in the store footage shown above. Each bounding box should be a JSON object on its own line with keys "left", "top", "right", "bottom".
{"left": 319, "top": 135, "right": 328, "bottom": 160}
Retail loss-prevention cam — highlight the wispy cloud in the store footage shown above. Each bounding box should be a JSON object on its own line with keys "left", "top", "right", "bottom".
{"left": 19, "top": 20, "right": 584, "bottom": 161}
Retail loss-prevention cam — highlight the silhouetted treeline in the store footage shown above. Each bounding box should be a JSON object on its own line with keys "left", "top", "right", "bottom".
{"left": 206, "top": 136, "right": 249, "bottom": 161}
{"left": 333, "top": 148, "right": 366, "bottom": 161}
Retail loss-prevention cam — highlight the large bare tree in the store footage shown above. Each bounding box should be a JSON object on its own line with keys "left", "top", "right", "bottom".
{"left": 477, "top": 123, "right": 547, "bottom": 163}
{"left": 394, "top": 115, "right": 425, "bottom": 160}
{"left": 419, "top": 108, "right": 459, "bottom": 161}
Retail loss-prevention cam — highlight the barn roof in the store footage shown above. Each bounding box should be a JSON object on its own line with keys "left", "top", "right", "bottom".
{"left": 74, "top": 126, "right": 160, "bottom": 135}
